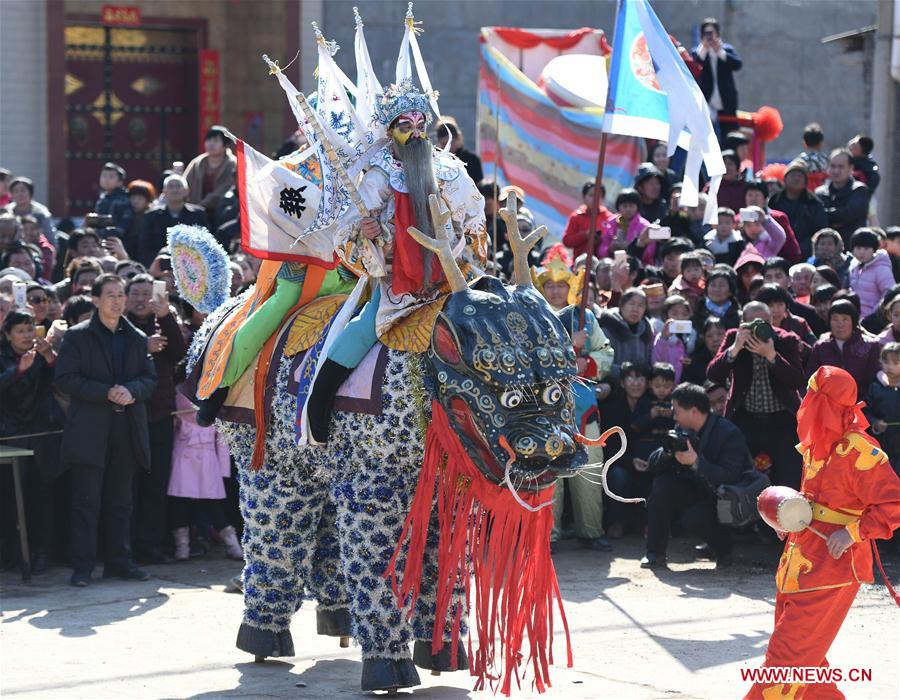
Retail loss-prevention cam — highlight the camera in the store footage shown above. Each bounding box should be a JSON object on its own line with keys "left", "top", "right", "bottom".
{"left": 662, "top": 428, "right": 690, "bottom": 458}
{"left": 84, "top": 213, "right": 119, "bottom": 239}
{"left": 745, "top": 318, "right": 774, "bottom": 342}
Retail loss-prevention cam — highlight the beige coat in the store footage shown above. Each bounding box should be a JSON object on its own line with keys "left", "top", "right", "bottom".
{"left": 183, "top": 150, "right": 237, "bottom": 211}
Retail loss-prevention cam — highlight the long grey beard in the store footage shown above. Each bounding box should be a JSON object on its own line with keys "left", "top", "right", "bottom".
{"left": 395, "top": 136, "right": 441, "bottom": 288}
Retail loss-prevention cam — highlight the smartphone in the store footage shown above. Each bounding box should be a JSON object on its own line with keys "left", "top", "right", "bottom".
{"left": 644, "top": 283, "right": 665, "bottom": 299}
{"left": 669, "top": 320, "right": 693, "bottom": 334}
{"left": 649, "top": 226, "right": 672, "bottom": 240}
{"left": 153, "top": 280, "right": 167, "bottom": 302}
{"left": 613, "top": 250, "right": 628, "bottom": 265}
{"left": 34, "top": 325, "right": 46, "bottom": 339}
{"left": 739, "top": 207, "right": 759, "bottom": 222}
{"left": 12, "top": 281, "right": 27, "bottom": 309}
{"left": 158, "top": 257, "right": 172, "bottom": 273}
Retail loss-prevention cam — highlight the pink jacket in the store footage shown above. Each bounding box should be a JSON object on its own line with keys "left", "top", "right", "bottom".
{"left": 168, "top": 390, "right": 232, "bottom": 499}
{"left": 850, "top": 250, "right": 895, "bottom": 317}
{"left": 598, "top": 214, "right": 656, "bottom": 265}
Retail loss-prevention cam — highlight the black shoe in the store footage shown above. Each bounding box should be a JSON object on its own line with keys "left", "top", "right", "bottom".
{"left": 196, "top": 387, "right": 230, "bottom": 428}
{"left": 137, "top": 548, "right": 174, "bottom": 565}
{"left": 580, "top": 536, "right": 612, "bottom": 552}
{"left": 640, "top": 553, "right": 667, "bottom": 569}
{"left": 104, "top": 566, "right": 150, "bottom": 581}
{"left": 307, "top": 359, "right": 354, "bottom": 444}
{"left": 70, "top": 572, "right": 90, "bottom": 587}
{"left": 715, "top": 552, "right": 734, "bottom": 569}
{"left": 694, "top": 543, "right": 715, "bottom": 560}
{"left": 32, "top": 550, "right": 49, "bottom": 575}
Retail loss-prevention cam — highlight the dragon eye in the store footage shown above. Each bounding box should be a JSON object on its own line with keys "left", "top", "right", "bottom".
{"left": 500, "top": 389, "right": 523, "bottom": 409}
{"left": 542, "top": 384, "right": 562, "bottom": 404}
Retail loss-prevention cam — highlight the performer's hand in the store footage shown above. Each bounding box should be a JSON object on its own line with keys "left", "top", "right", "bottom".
{"left": 572, "top": 329, "right": 587, "bottom": 349}
{"left": 827, "top": 528, "right": 854, "bottom": 559}
{"left": 361, "top": 217, "right": 381, "bottom": 240}
{"left": 575, "top": 357, "right": 588, "bottom": 374}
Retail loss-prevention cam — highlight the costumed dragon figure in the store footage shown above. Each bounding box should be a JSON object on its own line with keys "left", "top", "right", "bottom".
{"left": 179, "top": 9, "right": 629, "bottom": 695}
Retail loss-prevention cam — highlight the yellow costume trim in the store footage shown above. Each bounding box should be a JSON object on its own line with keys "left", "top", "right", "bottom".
{"left": 810, "top": 501, "right": 862, "bottom": 526}
{"left": 835, "top": 432, "right": 889, "bottom": 471}
{"left": 845, "top": 520, "right": 863, "bottom": 543}
{"left": 775, "top": 542, "right": 813, "bottom": 593}
{"left": 284, "top": 295, "right": 350, "bottom": 356}
{"left": 762, "top": 683, "right": 801, "bottom": 700}
{"left": 380, "top": 296, "right": 448, "bottom": 353}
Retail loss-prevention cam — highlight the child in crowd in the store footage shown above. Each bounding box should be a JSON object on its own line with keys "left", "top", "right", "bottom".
{"left": 704, "top": 207, "right": 740, "bottom": 263}
{"left": 669, "top": 252, "right": 706, "bottom": 311}
{"left": 864, "top": 342, "right": 900, "bottom": 474}
{"left": 848, "top": 228, "right": 894, "bottom": 317}
{"left": 848, "top": 134, "right": 880, "bottom": 195}
{"left": 631, "top": 362, "right": 677, "bottom": 464}
{"left": 94, "top": 162, "right": 133, "bottom": 236}
{"left": 598, "top": 188, "right": 655, "bottom": 265}
{"left": 168, "top": 383, "right": 242, "bottom": 561}
{"left": 651, "top": 295, "right": 697, "bottom": 383}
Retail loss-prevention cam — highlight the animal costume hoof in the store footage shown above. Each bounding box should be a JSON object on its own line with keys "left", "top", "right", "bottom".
{"left": 412, "top": 639, "right": 469, "bottom": 672}
{"left": 360, "top": 657, "right": 421, "bottom": 692}
{"left": 316, "top": 607, "right": 351, "bottom": 637}
{"left": 235, "top": 623, "right": 295, "bottom": 659}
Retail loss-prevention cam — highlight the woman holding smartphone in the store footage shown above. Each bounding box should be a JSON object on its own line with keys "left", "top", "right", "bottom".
{"left": 0, "top": 308, "right": 64, "bottom": 574}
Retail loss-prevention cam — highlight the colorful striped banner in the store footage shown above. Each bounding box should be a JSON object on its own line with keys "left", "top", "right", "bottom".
{"left": 477, "top": 37, "right": 644, "bottom": 242}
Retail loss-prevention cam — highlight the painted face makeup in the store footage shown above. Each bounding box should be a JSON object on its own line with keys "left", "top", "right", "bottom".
{"left": 391, "top": 111, "right": 427, "bottom": 144}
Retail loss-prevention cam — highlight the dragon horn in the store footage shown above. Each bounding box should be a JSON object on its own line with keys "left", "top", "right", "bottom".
{"left": 404, "top": 194, "right": 468, "bottom": 293}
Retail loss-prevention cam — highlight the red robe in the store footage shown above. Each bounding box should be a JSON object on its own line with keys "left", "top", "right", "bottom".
{"left": 745, "top": 431, "right": 900, "bottom": 699}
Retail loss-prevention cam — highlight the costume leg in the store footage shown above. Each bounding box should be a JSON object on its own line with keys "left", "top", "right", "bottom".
{"left": 222, "top": 278, "right": 302, "bottom": 388}
{"left": 308, "top": 287, "right": 382, "bottom": 443}
{"left": 309, "top": 495, "right": 351, "bottom": 638}
{"left": 744, "top": 584, "right": 860, "bottom": 699}
{"left": 197, "top": 279, "right": 303, "bottom": 427}
{"left": 218, "top": 420, "right": 324, "bottom": 659}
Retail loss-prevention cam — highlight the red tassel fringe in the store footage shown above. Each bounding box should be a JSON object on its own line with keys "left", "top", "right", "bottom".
{"left": 385, "top": 400, "right": 571, "bottom": 695}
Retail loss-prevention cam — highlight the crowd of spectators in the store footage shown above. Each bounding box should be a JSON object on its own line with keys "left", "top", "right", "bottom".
{"left": 1, "top": 15, "right": 898, "bottom": 582}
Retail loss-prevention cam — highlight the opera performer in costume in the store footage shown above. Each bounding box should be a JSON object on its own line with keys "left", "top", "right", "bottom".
{"left": 534, "top": 244, "right": 617, "bottom": 551}
{"left": 744, "top": 365, "right": 900, "bottom": 700}
{"left": 305, "top": 80, "right": 487, "bottom": 443}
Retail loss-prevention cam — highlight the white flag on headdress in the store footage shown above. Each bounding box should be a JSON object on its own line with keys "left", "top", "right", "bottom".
{"left": 395, "top": 3, "right": 441, "bottom": 123}
{"left": 353, "top": 7, "right": 384, "bottom": 140}
{"left": 236, "top": 139, "right": 336, "bottom": 266}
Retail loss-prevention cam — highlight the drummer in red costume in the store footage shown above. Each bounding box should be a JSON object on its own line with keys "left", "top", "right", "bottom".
{"left": 745, "top": 365, "right": 900, "bottom": 700}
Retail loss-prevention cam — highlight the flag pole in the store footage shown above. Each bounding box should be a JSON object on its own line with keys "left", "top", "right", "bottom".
{"left": 492, "top": 87, "right": 501, "bottom": 276}
{"left": 578, "top": 126, "right": 610, "bottom": 327}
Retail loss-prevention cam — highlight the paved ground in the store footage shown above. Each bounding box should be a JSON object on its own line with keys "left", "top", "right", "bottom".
{"left": 2, "top": 536, "right": 898, "bottom": 700}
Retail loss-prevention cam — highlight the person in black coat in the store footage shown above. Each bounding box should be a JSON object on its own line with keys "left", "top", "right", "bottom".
{"left": 0, "top": 309, "right": 64, "bottom": 573}
{"left": 641, "top": 383, "right": 752, "bottom": 569}
{"left": 137, "top": 174, "right": 205, "bottom": 267}
{"left": 814, "top": 149, "right": 870, "bottom": 245}
{"left": 55, "top": 273, "right": 157, "bottom": 586}
{"left": 690, "top": 18, "right": 742, "bottom": 130}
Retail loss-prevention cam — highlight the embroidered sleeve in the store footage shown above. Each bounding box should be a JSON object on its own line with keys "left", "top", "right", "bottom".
{"left": 335, "top": 168, "right": 391, "bottom": 278}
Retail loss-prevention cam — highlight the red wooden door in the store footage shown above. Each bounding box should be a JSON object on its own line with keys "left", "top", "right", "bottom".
{"left": 64, "top": 24, "right": 199, "bottom": 214}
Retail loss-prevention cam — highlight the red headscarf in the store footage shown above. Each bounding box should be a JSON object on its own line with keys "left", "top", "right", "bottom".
{"left": 796, "top": 365, "right": 869, "bottom": 461}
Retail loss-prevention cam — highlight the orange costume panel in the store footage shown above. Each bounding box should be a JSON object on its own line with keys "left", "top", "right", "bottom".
{"left": 746, "top": 365, "right": 900, "bottom": 700}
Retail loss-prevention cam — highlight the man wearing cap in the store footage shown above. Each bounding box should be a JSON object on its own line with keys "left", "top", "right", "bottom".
{"left": 744, "top": 365, "right": 900, "bottom": 700}
{"left": 184, "top": 125, "right": 237, "bottom": 229}
{"left": 769, "top": 160, "right": 828, "bottom": 259}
